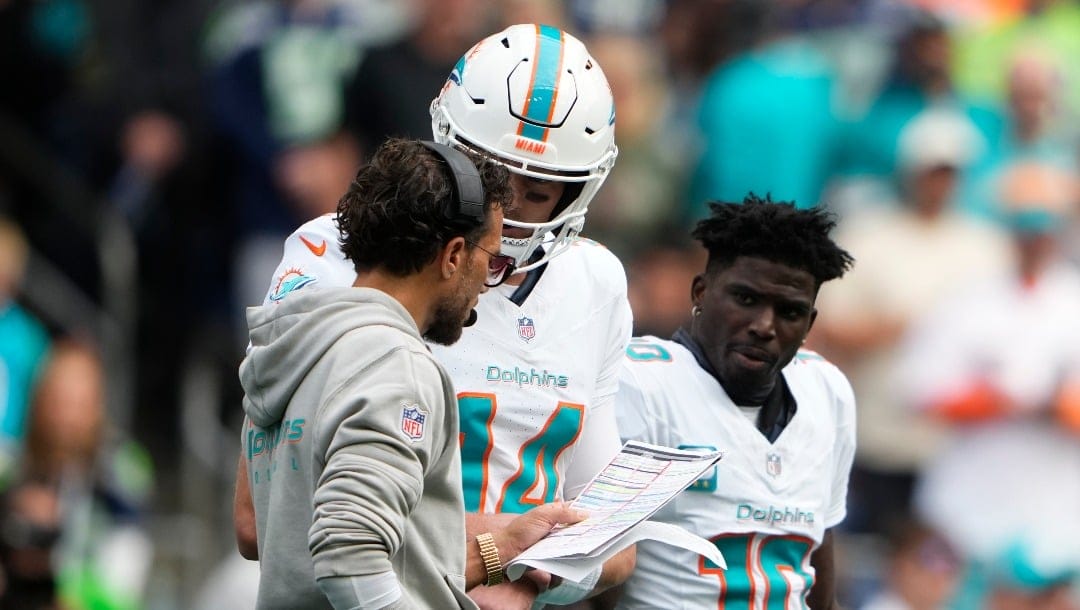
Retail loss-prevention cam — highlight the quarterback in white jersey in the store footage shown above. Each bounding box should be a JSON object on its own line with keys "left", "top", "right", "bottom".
{"left": 607, "top": 196, "right": 856, "bottom": 610}
{"left": 430, "top": 235, "right": 629, "bottom": 511}
{"left": 246, "top": 23, "right": 635, "bottom": 607}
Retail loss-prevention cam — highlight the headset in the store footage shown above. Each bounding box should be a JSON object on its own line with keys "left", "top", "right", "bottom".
{"left": 420, "top": 140, "right": 486, "bottom": 226}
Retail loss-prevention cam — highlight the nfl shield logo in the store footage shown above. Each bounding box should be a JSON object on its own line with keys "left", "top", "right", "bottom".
{"left": 401, "top": 405, "right": 426, "bottom": 441}
{"left": 517, "top": 317, "right": 536, "bottom": 342}
{"left": 766, "top": 452, "right": 782, "bottom": 477}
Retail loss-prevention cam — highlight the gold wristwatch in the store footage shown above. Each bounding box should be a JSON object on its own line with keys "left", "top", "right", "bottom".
{"left": 476, "top": 532, "right": 504, "bottom": 586}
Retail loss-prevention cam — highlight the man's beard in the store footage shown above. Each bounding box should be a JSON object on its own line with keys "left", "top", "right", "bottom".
{"left": 425, "top": 296, "right": 473, "bottom": 345}
{"left": 424, "top": 271, "right": 476, "bottom": 346}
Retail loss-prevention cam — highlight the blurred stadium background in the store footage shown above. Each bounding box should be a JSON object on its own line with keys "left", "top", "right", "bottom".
{"left": 1, "top": 0, "right": 1079, "bottom": 608}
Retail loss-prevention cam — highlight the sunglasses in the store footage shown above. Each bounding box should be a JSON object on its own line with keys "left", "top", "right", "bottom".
{"left": 467, "top": 241, "right": 517, "bottom": 287}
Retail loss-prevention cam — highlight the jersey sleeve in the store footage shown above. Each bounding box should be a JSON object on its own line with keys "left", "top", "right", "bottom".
{"left": 562, "top": 392, "right": 620, "bottom": 501}
{"left": 561, "top": 269, "right": 633, "bottom": 500}
{"left": 263, "top": 214, "right": 355, "bottom": 305}
{"left": 614, "top": 357, "right": 667, "bottom": 447}
{"left": 592, "top": 266, "right": 633, "bottom": 402}
{"left": 824, "top": 363, "right": 857, "bottom": 528}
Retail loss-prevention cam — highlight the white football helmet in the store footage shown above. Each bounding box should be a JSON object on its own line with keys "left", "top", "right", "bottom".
{"left": 430, "top": 23, "right": 618, "bottom": 272}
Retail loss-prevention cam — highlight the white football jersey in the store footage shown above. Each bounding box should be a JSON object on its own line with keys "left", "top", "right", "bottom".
{"left": 430, "top": 237, "right": 629, "bottom": 511}
{"left": 616, "top": 337, "right": 856, "bottom": 610}
{"left": 263, "top": 214, "right": 354, "bottom": 305}
{"left": 262, "top": 215, "right": 631, "bottom": 512}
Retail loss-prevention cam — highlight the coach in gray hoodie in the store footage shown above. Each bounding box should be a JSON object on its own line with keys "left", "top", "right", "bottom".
{"left": 238, "top": 139, "right": 583, "bottom": 609}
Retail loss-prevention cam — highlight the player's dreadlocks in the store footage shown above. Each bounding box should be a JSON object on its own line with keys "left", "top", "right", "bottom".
{"left": 692, "top": 193, "right": 854, "bottom": 288}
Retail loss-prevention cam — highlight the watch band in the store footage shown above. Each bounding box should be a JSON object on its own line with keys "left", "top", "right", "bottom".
{"left": 476, "top": 532, "right": 504, "bottom": 586}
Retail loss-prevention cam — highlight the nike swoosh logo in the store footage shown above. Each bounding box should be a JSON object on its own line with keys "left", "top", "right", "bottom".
{"left": 299, "top": 235, "right": 326, "bottom": 257}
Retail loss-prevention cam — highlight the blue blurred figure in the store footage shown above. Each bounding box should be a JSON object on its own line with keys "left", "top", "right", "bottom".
{"left": 688, "top": 1, "right": 841, "bottom": 217}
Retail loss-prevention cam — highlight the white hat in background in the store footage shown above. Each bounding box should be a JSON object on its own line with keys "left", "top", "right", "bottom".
{"left": 897, "top": 107, "right": 986, "bottom": 175}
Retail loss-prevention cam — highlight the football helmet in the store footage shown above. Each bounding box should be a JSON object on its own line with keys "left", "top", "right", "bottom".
{"left": 431, "top": 24, "right": 618, "bottom": 272}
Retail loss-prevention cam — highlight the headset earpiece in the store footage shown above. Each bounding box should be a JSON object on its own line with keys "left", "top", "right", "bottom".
{"left": 420, "top": 141, "right": 485, "bottom": 226}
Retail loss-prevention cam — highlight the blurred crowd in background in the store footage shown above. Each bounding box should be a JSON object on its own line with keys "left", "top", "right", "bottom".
{"left": 1, "top": 0, "right": 1080, "bottom": 608}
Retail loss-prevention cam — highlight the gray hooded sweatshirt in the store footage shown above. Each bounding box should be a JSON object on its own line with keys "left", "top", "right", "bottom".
{"left": 240, "top": 287, "right": 476, "bottom": 609}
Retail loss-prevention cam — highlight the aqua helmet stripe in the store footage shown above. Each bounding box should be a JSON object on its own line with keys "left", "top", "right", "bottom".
{"left": 517, "top": 24, "right": 564, "bottom": 142}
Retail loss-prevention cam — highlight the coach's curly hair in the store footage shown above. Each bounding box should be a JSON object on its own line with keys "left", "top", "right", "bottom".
{"left": 335, "top": 138, "right": 511, "bottom": 276}
{"left": 692, "top": 193, "right": 854, "bottom": 287}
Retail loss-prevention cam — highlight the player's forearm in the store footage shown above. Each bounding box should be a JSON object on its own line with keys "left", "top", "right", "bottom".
{"left": 530, "top": 544, "right": 634, "bottom": 606}
{"left": 233, "top": 453, "right": 259, "bottom": 560}
{"left": 594, "top": 544, "right": 636, "bottom": 593}
{"left": 807, "top": 530, "right": 839, "bottom": 610}
{"left": 808, "top": 596, "right": 844, "bottom": 610}
{"left": 806, "top": 579, "right": 841, "bottom": 610}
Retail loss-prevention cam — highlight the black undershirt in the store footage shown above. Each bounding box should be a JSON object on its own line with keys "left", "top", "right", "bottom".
{"left": 672, "top": 328, "right": 797, "bottom": 443}
{"left": 508, "top": 247, "right": 547, "bottom": 306}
